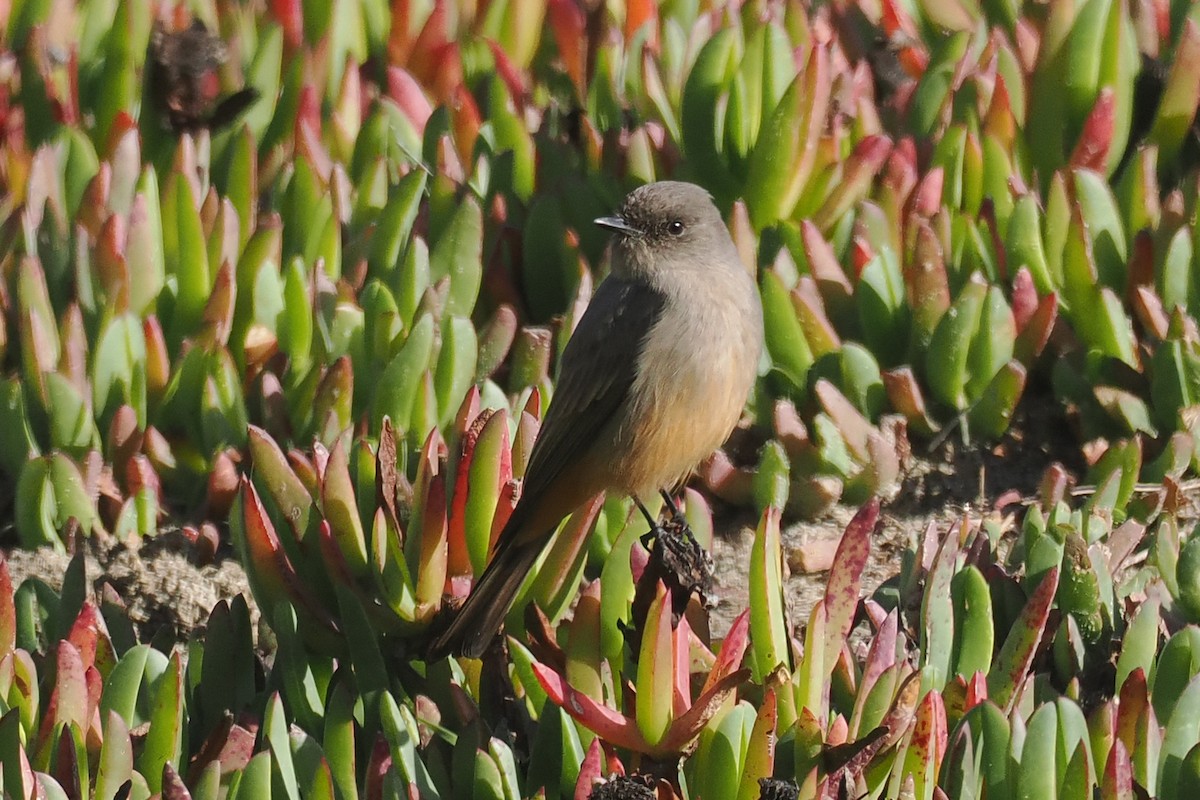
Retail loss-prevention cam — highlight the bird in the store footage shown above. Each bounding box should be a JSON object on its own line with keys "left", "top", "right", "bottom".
{"left": 427, "top": 181, "right": 763, "bottom": 659}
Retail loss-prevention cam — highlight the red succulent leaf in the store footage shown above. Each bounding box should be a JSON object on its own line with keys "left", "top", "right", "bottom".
{"left": 208, "top": 449, "right": 240, "bottom": 520}
{"left": 986, "top": 567, "right": 1059, "bottom": 712}
{"left": 0, "top": 558, "right": 14, "bottom": 659}
{"left": 62, "top": 49, "right": 80, "bottom": 125}
{"left": 317, "top": 519, "right": 358, "bottom": 587}
{"left": 860, "top": 609, "right": 898, "bottom": 697}
{"left": 37, "top": 640, "right": 88, "bottom": 756}
{"left": 425, "top": 43, "right": 464, "bottom": 107}
{"left": 296, "top": 93, "right": 331, "bottom": 179}
{"left": 625, "top": 0, "right": 658, "bottom": 51}
{"left": 909, "top": 689, "right": 947, "bottom": 775}
{"left": 523, "top": 386, "right": 542, "bottom": 419}
{"left": 96, "top": 213, "right": 129, "bottom": 308}
{"left": 1037, "top": 463, "right": 1068, "bottom": 509}
{"left": 488, "top": 480, "right": 518, "bottom": 555}
{"left": 912, "top": 167, "right": 944, "bottom": 218}
{"left": 548, "top": 0, "right": 587, "bottom": 99}
{"left": 485, "top": 40, "right": 529, "bottom": 104}
{"left": 1102, "top": 739, "right": 1133, "bottom": 799}
{"left": 984, "top": 75, "right": 1017, "bottom": 146}
{"left": 1070, "top": 88, "right": 1115, "bottom": 172}
{"left": 801, "top": 220, "right": 853, "bottom": 307}
{"left": 77, "top": 163, "right": 111, "bottom": 236}
{"left": 139, "top": 317, "right": 168, "bottom": 397}
{"left": 312, "top": 441, "right": 330, "bottom": 484}
{"left": 409, "top": 0, "right": 451, "bottom": 77}
{"left": 448, "top": 410, "right": 493, "bottom": 576}
{"left": 822, "top": 500, "right": 878, "bottom": 670}
{"left": 964, "top": 671, "right": 988, "bottom": 711}
{"left": 66, "top": 601, "right": 105, "bottom": 671}
{"left": 575, "top": 738, "right": 605, "bottom": 800}
{"left": 828, "top": 713, "right": 849, "bottom": 747}
{"left": 773, "top": 399, "right": 810, "bottom": 457}
{"left": 524, "top": 604, "right": 566, "bottom": 671}
{"left": 881, "top": 0, "right": 919, "bottom": 39}
{"left": 1014, "top": 292, "right": 1058, "bottom": 364}
{"left": 630, "top": 535, "right": 649, "bottom": 584}
{"left": 190, "top": 715, "right": 257, "bottom": 777}
{"left": 701, "top": 609, "right": 750, "bottom": 694}
{"left": 450, "top": 83, "right": 482, "bottom": 176}
{"left": 606, "top": 744, "right": 625, "bottom": 774}
{"left": 270, "top": 0, "right": 303, "bottom": 50}
{"left": 1010, "top": 267, "right": 1039, "bottom": 331}
{"left": 1115, "top": 667, "right": 1149, "bottom": 754}
{"left": 364, "top": 735, "right": 393, "bottom": 800}
{"left": 239, "top": 477, "right": 339, "bottom": 633}
{"left": 883, "top": 137, "right": 918, "bottom": 204}
{"left": 536, "top": 607, "right": 751, "bottom": 757}
{"left": 387, "top": 67, "right": 433, "bottom": 134}
{"left": 1132, "top": 286, "right": 1169, "bottom": 341}
{"left": 103, "top": 112, "right": 139, "bottom": 160}
{"left": 673, "top": 612, "right": 692, "bottom": 717}
{"left": 850, "top": 236, "right": 873, "bottom": 278}
{"left": 8, "top": 739, "right": 35, "bottom": 800}
{"left": 127, "top": 454, "right": 163, "bottom": 508}
{"left": 533, "top": 661, "right": 651, "bottom": 751}
{"left": 85, "top": 663, "right": 103, "bottom": 743}
{"left": 656, "top": 667, "right": 752, "bottom": 754}
{"left": 54, "top": 724, "right": 82, "bottom": 796}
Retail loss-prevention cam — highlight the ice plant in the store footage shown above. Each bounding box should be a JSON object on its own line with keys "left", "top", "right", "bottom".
{"left": 4, "top": 0, "right": 1200, "bottom": 797}
{"left": 532, "top": 595, "right": 750, "bottom": 761}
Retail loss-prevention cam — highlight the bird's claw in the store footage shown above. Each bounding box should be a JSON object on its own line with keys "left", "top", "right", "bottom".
{"left": 639, "top": 524, "right": 666, "bottom": 550}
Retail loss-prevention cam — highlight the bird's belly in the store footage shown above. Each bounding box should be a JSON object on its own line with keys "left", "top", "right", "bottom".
{"left": 611, "top": 338, "right": 752, "bottom": 497}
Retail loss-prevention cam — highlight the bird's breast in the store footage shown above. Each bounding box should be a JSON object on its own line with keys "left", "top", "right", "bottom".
{"left": 610, "top": 275, "right": 761, "bottom": 497}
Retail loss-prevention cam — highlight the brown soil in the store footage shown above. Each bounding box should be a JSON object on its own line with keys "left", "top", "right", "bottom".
{"left": 2, "top": 528, "right": 257, "bottom": 646}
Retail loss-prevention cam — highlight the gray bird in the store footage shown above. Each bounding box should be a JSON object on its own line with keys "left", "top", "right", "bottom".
{"left": 428, "top": 181, "right": 763, "bottom": 659}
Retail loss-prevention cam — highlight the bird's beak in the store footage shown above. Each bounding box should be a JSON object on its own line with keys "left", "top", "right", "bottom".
{"left": 594, "top": 215, "right": 640, "bottom": 236}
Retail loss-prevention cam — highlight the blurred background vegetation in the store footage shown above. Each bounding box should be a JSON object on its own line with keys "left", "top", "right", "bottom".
{"left": 3, "top": 0, "right": 1200, "bottom": 797}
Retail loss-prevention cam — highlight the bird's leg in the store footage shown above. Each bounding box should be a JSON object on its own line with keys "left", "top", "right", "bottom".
{"left": 659, "top": 490, "right": 686, "bottom": 524}
{"left": 635, "top": 496, "right": 666, "bottom": 549}
{"left": 660, "top": 489, "right": 704, "bottom": 550}
{"left": 639, "top": 490, "right": 715, "bottom": 612}
{"left": 634, "top": 496, "right": 659, "bottom": 528}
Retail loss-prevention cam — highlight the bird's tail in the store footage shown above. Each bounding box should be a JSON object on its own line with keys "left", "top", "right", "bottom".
{"left": 426, "top": 536, "right": 545, "bottom": 660}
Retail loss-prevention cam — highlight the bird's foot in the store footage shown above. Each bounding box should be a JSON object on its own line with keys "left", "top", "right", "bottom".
{"left": 651, "top": 514, "right": 714, "bottom": 609}
{"left": 633, "top": 494, "right": 713, "bottom": 605}
{"left": 635, "top": 496, "right": 668, "bottom": 549}
{"left": 638, "top": 523, "right": 667, "bottom": 551}
{"left": 659, "top": 489, "right": 689, "bottom": 526}
{"left": 637, "top": 492, "right": 693, "bottom": 546}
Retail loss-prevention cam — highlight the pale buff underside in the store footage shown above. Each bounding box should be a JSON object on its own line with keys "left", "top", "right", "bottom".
{"left": 536, "top": 265, "right": 761, "bottom": 520}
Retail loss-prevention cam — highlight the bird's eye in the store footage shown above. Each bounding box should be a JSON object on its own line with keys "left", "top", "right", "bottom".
{"left": 667, "top": 220, "right": 685, "bottom": 236}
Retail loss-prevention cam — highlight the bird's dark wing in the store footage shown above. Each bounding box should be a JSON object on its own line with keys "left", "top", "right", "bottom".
{"left": 425, "top": 277, "right": 666, "bottom": 659}
{"left": 518, "top": 277, "right": 667, "bottom": 503}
